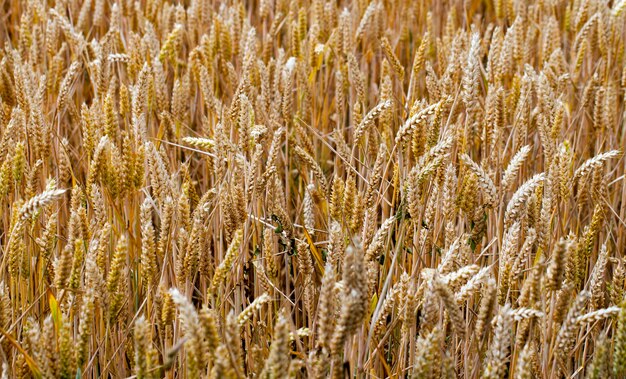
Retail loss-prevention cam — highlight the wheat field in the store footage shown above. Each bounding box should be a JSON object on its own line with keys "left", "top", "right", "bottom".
{"left": 0, "top": 0, "right": 625, "bottom": 377}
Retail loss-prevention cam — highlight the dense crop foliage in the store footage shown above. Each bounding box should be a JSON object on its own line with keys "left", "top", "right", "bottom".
{"left": 0, "top": 0, "right": 625, "bottom": 378}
